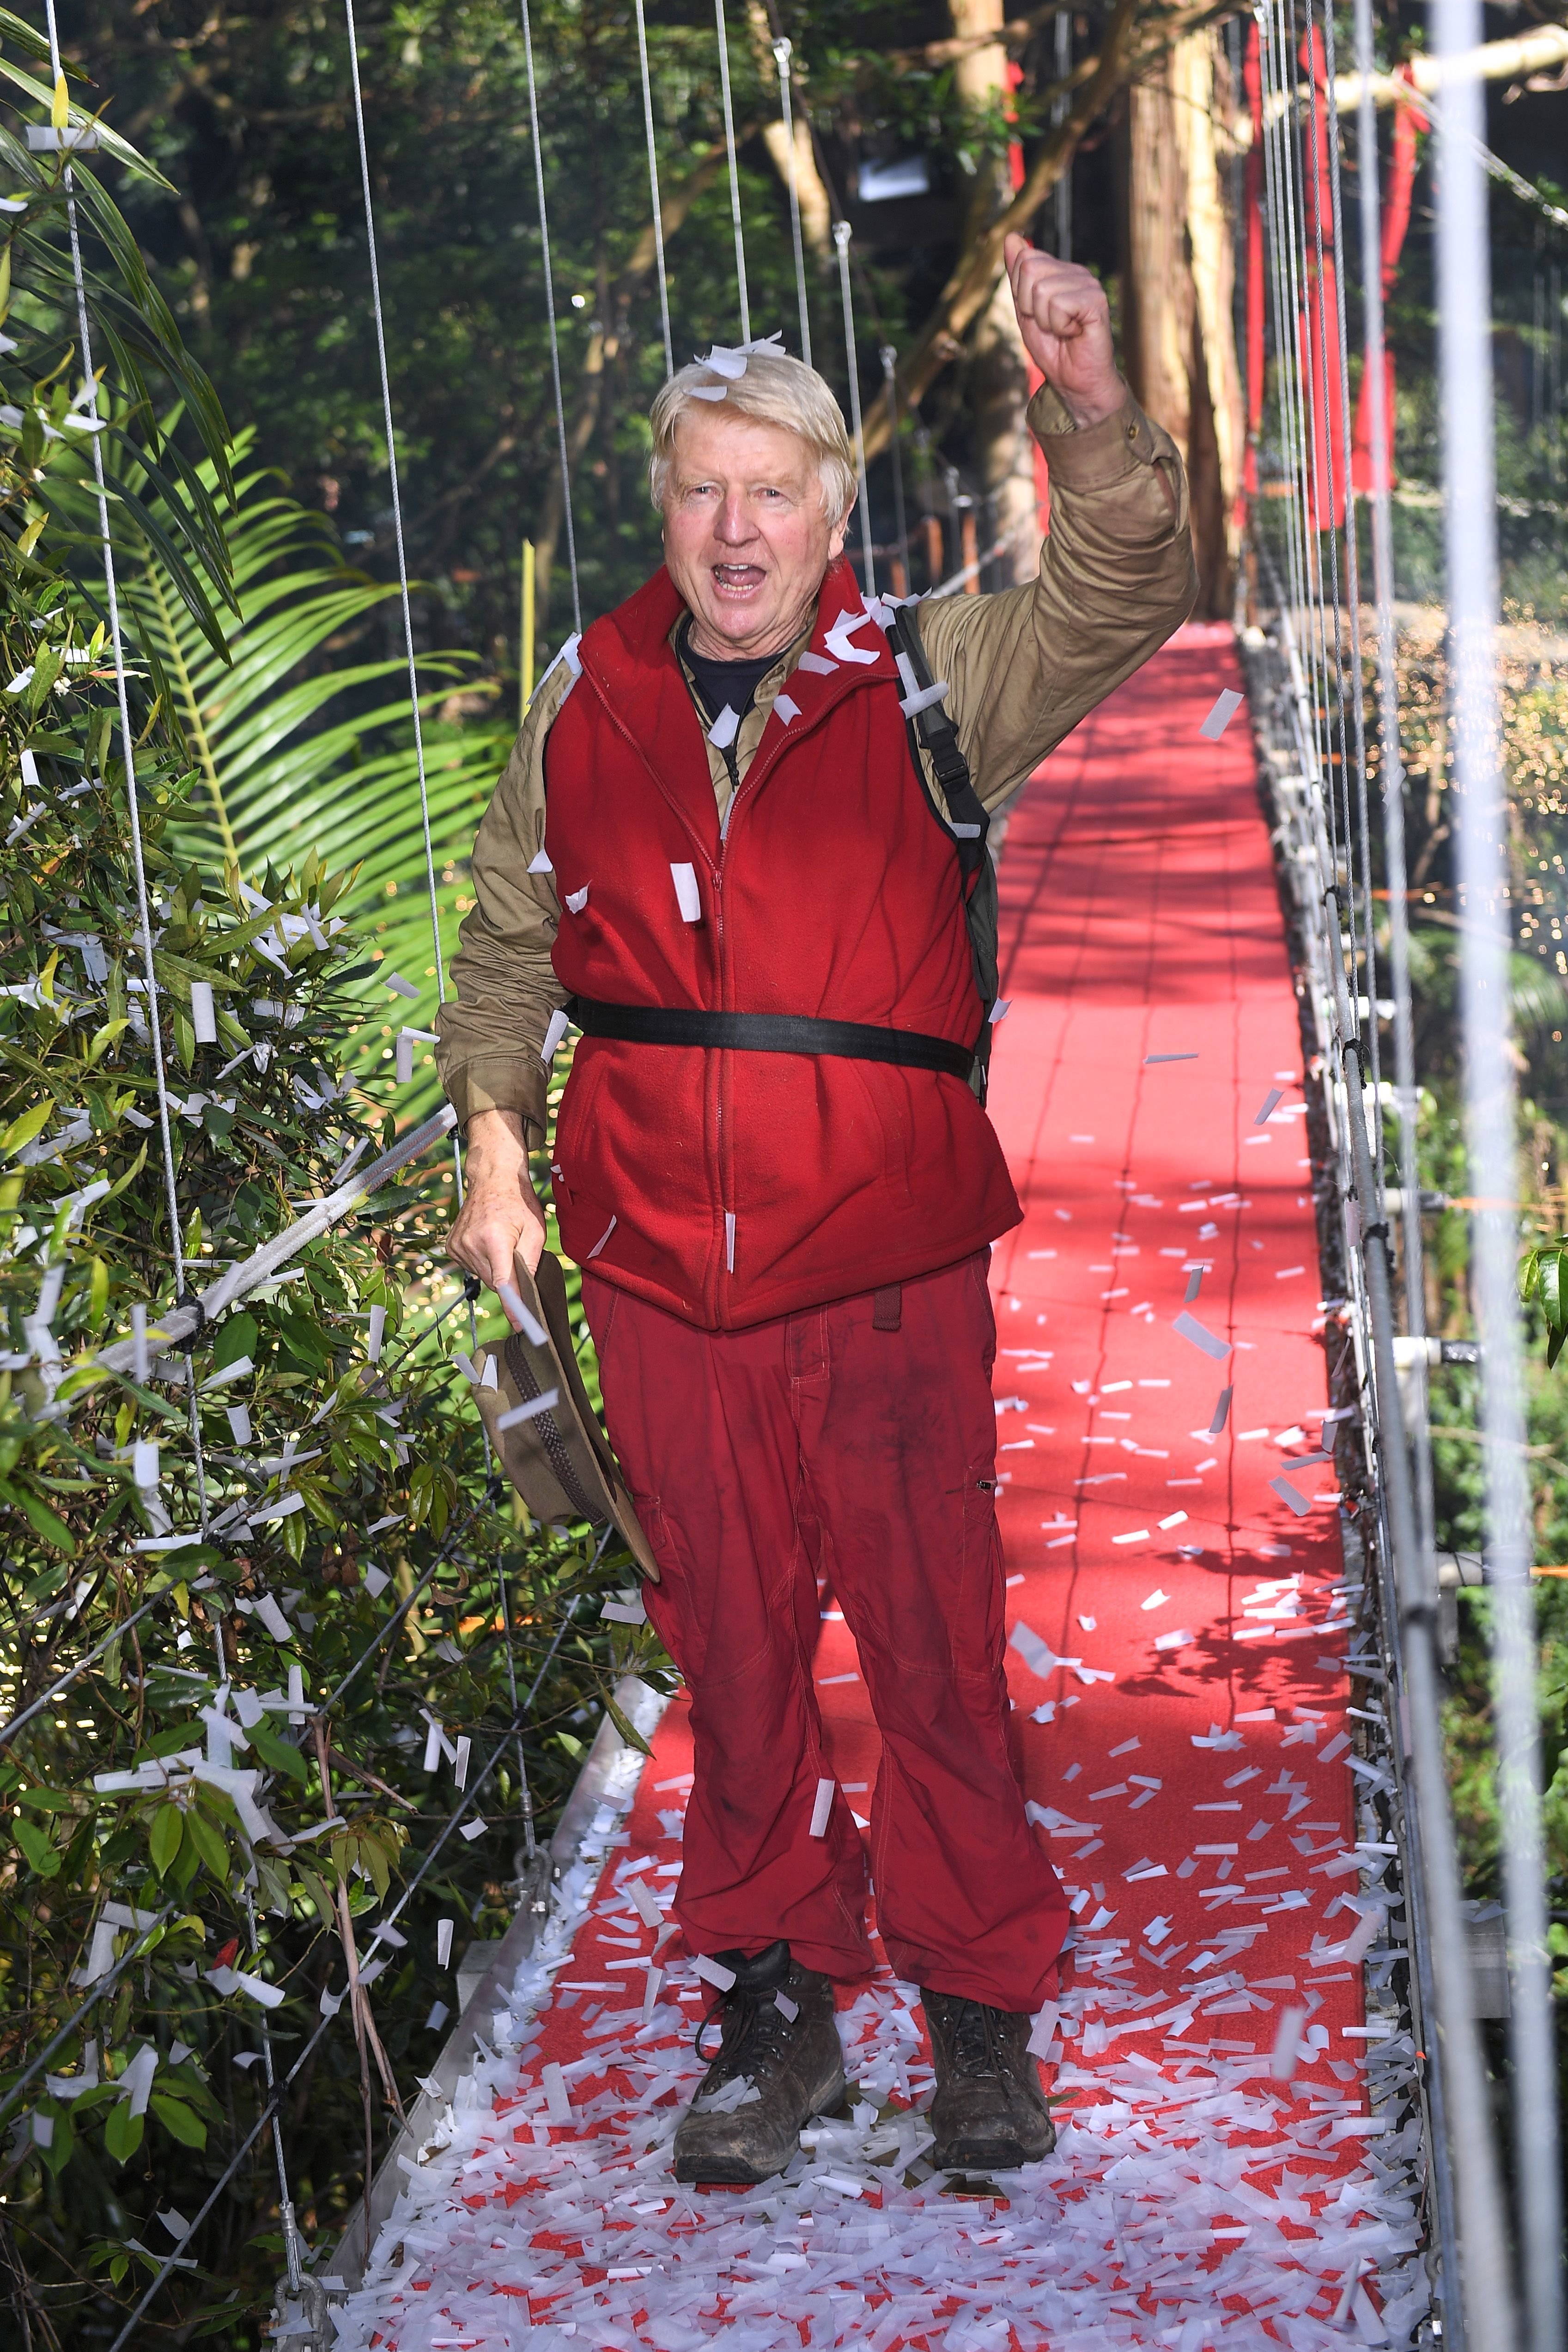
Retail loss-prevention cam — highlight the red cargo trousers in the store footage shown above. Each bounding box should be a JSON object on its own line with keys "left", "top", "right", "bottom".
{"left": 582, "top": 1252, "right": 1068, "bottom": 2014}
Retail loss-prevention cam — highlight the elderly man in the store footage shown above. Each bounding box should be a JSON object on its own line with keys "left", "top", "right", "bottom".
{"left": 438, "top": 237, "right": 1195, "bottom": 2186}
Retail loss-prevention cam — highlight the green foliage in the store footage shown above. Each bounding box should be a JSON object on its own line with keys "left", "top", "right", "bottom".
{"left": 0, "top": 58, "right": 666, "bottom": 2346}
{"left": 130, "top": 444, "right": 512, "bottom": 1112}
{"left": 1522, "top": 1238, "right": 1568, "bottom": 1370}
{"left": 52, "top": 0, "right": 1088, "bottom": 668}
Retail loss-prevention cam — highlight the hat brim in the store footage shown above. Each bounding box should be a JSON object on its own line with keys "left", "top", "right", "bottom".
{"left": 473, "top": 1251, "right": 659, "bottom": 1581}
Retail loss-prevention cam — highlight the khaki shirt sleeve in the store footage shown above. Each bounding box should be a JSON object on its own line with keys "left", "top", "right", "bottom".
{"left": 434, "top": 661, "right": 574, "bottom": 1139}
{"left": 915, "top": 384, "right": 1198, "bottom": 813}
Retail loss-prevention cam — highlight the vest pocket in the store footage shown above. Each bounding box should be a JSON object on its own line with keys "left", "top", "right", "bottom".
{"left": 553, "top": 1040, "right": 612, "bottom": 1193}
{"left": 957, "top": 1465, "right": 1006, "bottom": 1679}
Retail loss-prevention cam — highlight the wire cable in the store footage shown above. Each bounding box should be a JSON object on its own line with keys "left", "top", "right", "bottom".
{"left": 1349, "top": 0, "right": 1436, "bottom": 1555}
{"left": 713, "top": 0, "right": 751, "bottom": 343}
{"left": 1301, "top": 5, "right": 1370, "bottom": 1085}
{"left": 1318, "top": 1, "right": 1384, "bottom": 1188}
{"left": 831, "top": 220, "right": 875, "bottom": 595}
{"left": 634, "top": 0, "right": 673, "bottom": 380}
{"left": 519, "top": 0, "right": 583, "bottom": 635}
{"left": 772, "top": 38, "right": 811, "bottom": 365}
{"left": 0, "top": 1596, "right": 162, "bottom": 1750}
{"left": 341, "top": 0, "right": 447, "bottom": 1011}
{"left": 0, "top": 1904, "right": 175, "bottom": 2133}
{"left": 880, "top": 346, "right": 910, "bottom": 589}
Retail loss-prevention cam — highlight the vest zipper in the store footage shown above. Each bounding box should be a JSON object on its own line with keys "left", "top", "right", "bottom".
{"left": 717, "top": 741, "right": 741, "bottom": 839}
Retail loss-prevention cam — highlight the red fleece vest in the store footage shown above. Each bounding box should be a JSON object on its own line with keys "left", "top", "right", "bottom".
{"left": 543, "top": 559, "right": 1022, "bottom": 1330}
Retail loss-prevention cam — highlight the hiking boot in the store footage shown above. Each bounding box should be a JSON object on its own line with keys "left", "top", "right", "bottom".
{"left": 672, "top": 1941, "right": 845, "bottom": 2185}
{"left": 922, "top": 1990, "right": 1057, "bottom": 2173}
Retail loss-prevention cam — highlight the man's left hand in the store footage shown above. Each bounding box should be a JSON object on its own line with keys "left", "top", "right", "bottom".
{"left": 1003, "top": 234, "right": 1126, "bottom": 431}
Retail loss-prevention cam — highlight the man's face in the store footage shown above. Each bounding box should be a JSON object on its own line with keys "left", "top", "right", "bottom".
{"left": 661, "top": 408, "right": 850, "bottom": 662}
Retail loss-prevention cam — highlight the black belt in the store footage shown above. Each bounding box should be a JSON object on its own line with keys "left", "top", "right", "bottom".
{"left": 568, "top": 998, "right": 975, "bottom": 1082}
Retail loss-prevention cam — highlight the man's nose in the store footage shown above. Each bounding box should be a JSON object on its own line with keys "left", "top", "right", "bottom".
{"left": 713, "top": 492, "right": 756, "bottom": 546}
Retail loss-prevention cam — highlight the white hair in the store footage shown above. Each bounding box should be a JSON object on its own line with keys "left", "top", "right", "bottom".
{"left": 648, "top": 345, "right": 857, "bottom": 525}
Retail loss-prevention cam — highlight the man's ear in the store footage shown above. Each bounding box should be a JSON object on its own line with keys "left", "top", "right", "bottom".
{"left": 828, "top": 508, "right": 851, "bottom": 564}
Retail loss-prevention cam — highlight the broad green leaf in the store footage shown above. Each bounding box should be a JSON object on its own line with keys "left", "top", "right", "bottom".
{"left": 15, "top": 1786, "right": 79, "bottom": 1814}
{"left": 148, "top": 1803, "right": 184, "bottom": 1876}
{"left": 39, "top": 2103, "right": 74, "bottom": 2176}
{"left": 215, "top": 1311, "right": 258, "bottom": 1370}
{"left": 0, "top": 1477, "right": 79, "bottom": 1555}
{"left": 183, "top": 1805, "right": 229, "bottom": 1884}
{"left": 245, "top": 1711, "right": 308, "bottom": 1783}
{"left": 149, "top": 2092, "right": 207, "bottom": 2149}
{"left": 606, "top": 1695, "right": 653, "bottom": 1757}
{"left": 13, "top": 1815, "right": 61, "bottom": 1877}
{"left": 0, "top": 1100, "right": 52, "bottom": 1158}
{"left": 102, "top": 2100, "right": 144, "bottom": 2164}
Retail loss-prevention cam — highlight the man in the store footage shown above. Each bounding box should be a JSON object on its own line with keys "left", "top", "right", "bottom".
{"left": 438, "top": 237, "right": 1196, "bottom": 2186}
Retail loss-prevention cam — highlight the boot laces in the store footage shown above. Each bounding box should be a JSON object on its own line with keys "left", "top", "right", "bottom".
{"left": 946, "top": 2000, "right": 1016, "bottom": 2086}
{"left": 694, "top": 1982, "right": 798, "bottom": 2079}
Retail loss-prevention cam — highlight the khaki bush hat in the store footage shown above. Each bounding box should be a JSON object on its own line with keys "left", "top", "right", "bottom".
{"left": 472, "top": 1251, "right": 658, "bottom": 1582}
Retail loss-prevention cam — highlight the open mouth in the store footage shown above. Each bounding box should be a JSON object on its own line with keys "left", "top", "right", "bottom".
{"left": 711, "top": 563, "right": 766, "bottom": 596}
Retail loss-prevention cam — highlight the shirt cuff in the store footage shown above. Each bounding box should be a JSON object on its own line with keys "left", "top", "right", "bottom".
{"left": 1027, "top": 383, "right": 1162, "bottom": 488}
{"left": 441, "top": 1053, "right": 549, "bottom": 1140}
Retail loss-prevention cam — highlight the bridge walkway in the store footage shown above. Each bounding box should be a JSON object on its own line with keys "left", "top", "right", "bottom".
{"left": 334, "top": 626, "right": 1427, "bottom": 2352}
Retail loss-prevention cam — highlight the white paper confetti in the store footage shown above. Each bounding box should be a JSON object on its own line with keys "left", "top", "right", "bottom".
{"left": 1200, "top": 687, "right": 1244, "bottom": 739}
{"left": 495, "top": 1387, "right": 560, "bottom": 1434}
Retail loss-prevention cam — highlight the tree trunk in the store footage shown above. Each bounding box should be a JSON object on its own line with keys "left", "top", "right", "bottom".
{"left": 970, "top": 274, "right": 1040, "bottom": 585}
{"left": 950, "top": 0, "right": 1039, "bottom": 586}
{"left": 1120, "top": 29, "right": 1244, "bottom": 617}
{"left": 746, "top": 3, "right": 833, "bottom": 258}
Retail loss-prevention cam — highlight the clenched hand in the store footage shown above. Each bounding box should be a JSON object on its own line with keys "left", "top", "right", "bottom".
{"left": 1003, "top": 235, "right": 1126, "bottom": 432}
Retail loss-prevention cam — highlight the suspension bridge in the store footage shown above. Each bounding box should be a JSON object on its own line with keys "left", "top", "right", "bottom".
{"left": 8, "top": 0, "right": 1559, "bottom": 2342}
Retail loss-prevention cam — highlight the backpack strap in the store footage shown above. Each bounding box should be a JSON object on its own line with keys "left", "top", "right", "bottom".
{"left": 887, "top": 605, "right": 1000, "bottom": 1105}
{"left": 887, "top": 606, "right": 991, "bottom": 881}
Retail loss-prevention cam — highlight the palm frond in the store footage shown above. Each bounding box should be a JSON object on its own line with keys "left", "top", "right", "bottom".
{"left": 131, "top": 443, "right": 512, "bottom": 1114}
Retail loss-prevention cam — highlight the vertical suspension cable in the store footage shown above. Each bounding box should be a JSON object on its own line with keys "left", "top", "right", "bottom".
{"left": 36, "top": 6, "right": 212, "bottom": 1557}
{"left": 1262, "top": 2, "right": 1317, "bottom": 716}
{"left": 1256, "top": 12, "right": 1308, "bottom": 657}
{"left": 1288, "top": 0, "right": 1354, "bottom": 870}
{"left": 1343, "top": 18, "right": 1458, "bottom": 2309}
{"left": 772, "top": 38, "right": 811, "bottom": 365}
{"left": 634, "top": 0, "right": 673, "bottom": 380}
{"left": 1258, "top": 4, "right": 1330, "bottom": 856}
{"left": 1301, "top": 10, "right": 1368, "bottom": 1081}
{"left": 519, "top": 0, "right": 582, "bottom": 635}
{"left": 1351, "top": 4, "right": 1434, "bottom": 1501}
{"left": 880, "top": 346, "right": 910, "bottom": 589}
{"left": 1318, "top": 4, "right": 1385, "bottom": 1190}
{"left": 244, "top": 1880, "right": 307, "bottom": 2295}
{"left": 1433, "top": 0, "right": 1563, "bottom": 2337}
{"left": 342, "top": 0, "right": 448, "bottom": 1005}
{"left": 832, "top": 219, "right": 874, "bottom": 594}
{"left": 1276, "top": 0, "right": 1339, "bottom": 857}
{"left": 1261, "top": 7, "right": 1312, "bottom": 665}
{"left": 1052, "top": 11, "right": 1072, "bottom": 260}
{"left": 713, "top": 0, "right": 751, "bottom": 343}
